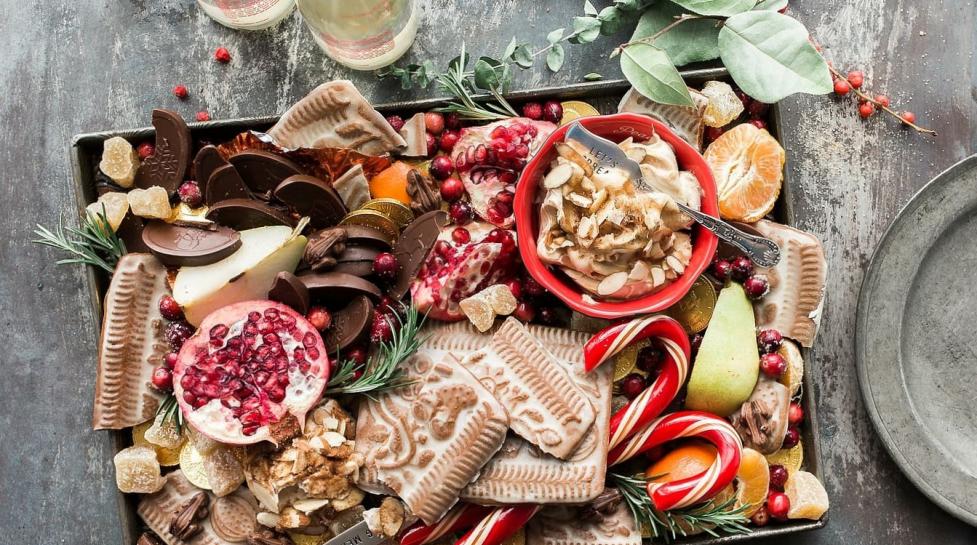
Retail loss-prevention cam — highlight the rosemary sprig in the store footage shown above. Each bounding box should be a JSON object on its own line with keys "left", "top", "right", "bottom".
{"left": 32, "top": 205, "right": 126, "bottom": 273}
{"left": 434, "top": 43, "right": 520, "bottom": 121}
{"left": 328, "top": 303, "right": 425, "bottom": 398}
{"left": 154, "top": 393, "right": 185, "bottom": 436}
{"left": 611, "top": 472, "right": 752, "bottom": 542}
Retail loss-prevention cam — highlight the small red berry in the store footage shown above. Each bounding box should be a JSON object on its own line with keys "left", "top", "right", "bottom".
{"left": 425, "top": 132, "right": 438, "bottom": 156}
{"left": 136, "top": 142, "right": 155, "bottom": 160}
{"left": 196, "top": 111, "right": 210, "bottom": 122}
{"left": 372, "top": 252, "right": 399, "bottom": 282}
{"left": 711, "top": 259, "right": 733, "bottom": 281}
{"left": 346, "top": 347, "right": 368, "bottom": 365}
{"left": 370, "top": 311, "right": 394, "bottom": 343}
{"left": 782, "top": 426, "right": 801, "bottom": 449}
{"left": 521, "top": 102, "right": 543, "bottom": 120}
{"left": 788, "top": 401, "right": 804, "bottom": 426}
{"left": 386, "top": 115, "right": 405, "bottom": 132}
{"left": 306, "top": 306, "right": 332, "bottom": 332}
{"left": 522, "top": 275, "right": 546, "bottom": 298}
{"left": 636, "top": 344, "right": 664, "bottom": 373}
{"left": 620, "top": 373, "right": 647, "bottom": 400}
{"left": 757, "top": 329, "right": 784, "bottom": 354}
{"left": 746, "top": 100, "right": 769, "bottom": 118}
{"left": 730, "top": 256, "right": 754, "bottom": 282}
{"left": 514, "top": 301, "right": 536, "bottom": 322}
{"left": 750, "top": 506, "right": 770, "bottom": 527}
{"left": 858, "top": 102, "right": 875, "bottom": 119}
{"left": 429, "top": 155, "right": 454, "bottom": 180}
{"left": 164, "top": 352, "right": 179, "bottom": 369}
{"left": 444, "top": 112, "right": 462, "bottom": 130}
{"left": 173, "top": 85, "right": 189, "bottom": 99}
{"left": 448, "top": 201, "right": 474, "bottom": 225}
{"left": 749, "top": 119, "right": 768, "bottom": 130}
{"left": 705, "top": 126, "right": 725, "bottom": 142}
{"left": 214, "top": 46, "right": 232, "bottom": 63}
{"left": 769, "top": 464, "right": 789, "bottom": 490}
{"left": 900, "top": 111, "right": 917, "bottom": 124}
{"left": 833, "top": 79, "right": 851, "bottom": 96}
{"left": 439, "top": 177, "right": 466, "bottom": 202}
{"left": 177, "top": 181, "right": 203, "bottom": 208}
{"left": 504, "top": 278, "right": 523, "bottom": 300}
{"left": 352, "top": 368, "right": 364, "bottom": 380}
{"left": 875, "top": 94, "right": 891, "bottom": 107}
{"left": 151, "top": 367, "right": 173, "bottom": 391}
{"left": 542, "top": 101, "right": 563, "bottom": 123}
{"left": 847, "top": 70, "right": 864, "bottom": 89}
{"left": 760, "top": 352, "right": 787, "bottom": 378}
{"left": 451, "top": 227, "right": 471, "bottom": 245}
{"left": 424, "top": 112, "right": 445, "bottom": 135}
{"left": 743, "top": 275, "right": 770, "bottom": 299}
{"left": 439, "top": 130, "right": 460, "bottom": 152}
{"left": 767, "top": 491, "right": 791, "bottom": 520}
{"left": 158, "top": 295, "right": 184, "bottom": 321}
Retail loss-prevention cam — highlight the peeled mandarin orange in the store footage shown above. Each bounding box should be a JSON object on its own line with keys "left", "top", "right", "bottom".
{"left": 777, "top": 339, "right": 805, "bottom": 396}
{"left": 784, "top": 471, "right": 829, "bottom": 520}
{"left": 734, "top": 448, "right": 770, "bottom": 517}
{"left": 369, "top": 161, "right": 412, "bottom": 204}
{"left": 704, "top": 123, "right": 785, "bottom": 222}
{"left": 647, "top": 441, "right": 718, "bottom": 484}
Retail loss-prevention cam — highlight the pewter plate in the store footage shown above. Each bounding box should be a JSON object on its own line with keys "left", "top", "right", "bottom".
{"left": 857, "top": 154, "right": 977, "bottom": 526}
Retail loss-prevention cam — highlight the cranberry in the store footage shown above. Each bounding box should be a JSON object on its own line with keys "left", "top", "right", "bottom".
{"left": 769, "top": 464, "right": 789, "bottom": 490}
{"left": 788, "top": 402, "right": 804, "bottom": 426}
{"left": 214, "top": 46, "right": 232, "bottom": 63}
{"left": 352, "top": 369, "right": 365, "bottom": 380}
{"left": 306, "top": 306, "right": 332, "bottom": 332}
{"left": 504, "top": 278, "right": 522, "bottom": 300}
{"left": 636, "top": 344, "right": 664, "bottom": 373}
{"left": 749, "top": 119, "right": 768, "bottom": 130}
{"left": 165, "top": 321, "right": 194, "bottom": 350}
{"left": 449, "top": 201, "right": 474, "bottom": 225}
{"left": 766, "top": 491, "right": 791, "bottom": 520}
{"left": 386, "top": 115, "right": 405, "bottom": 132}
{"left": 521, "top": 102, "right": 543, "bottom": 120}
{"left": 620, "top": 373, "right": 647, "bottom": 400}
{"left": 542, "top": 101, "right": 563, "bottom": 123}
{"left": 833, "top": 79, "right": 851, "bottom": 95}
{"left": 164, "top": 352, "right": 179, "bottom": 369}
{"left": 760, "top": 352, "right": 787, "bottom": 378}
{"left": 730, "top": 256, "right": 754, "bottom": 282}
{"left": 424, "top": 112, "right": 445, "bottom": 134}
{"left": 847, "top": 70, "right": 864, "bottom": 89}
{"left": 750, "top": 506, "right": 770, "bottom": 527}
{"left": 537, "top": 307, "right": 559, "bottom": 326}
{"left": 372, "top": 252, "right": 399, "bottom": 282}
{"left": 705, "top": 126, "right": 725, "bottom": 142}
{"left": 743, "top": 275, "right": 770, "bottom": 299}
{"left": 746, "top": 100, "right": 769, "bottom": 118}
{"left": 136, "top": 142, "right": 155, "bottom": 160}
{"left": 158, "top": 295, "right": 184, "bottom": 321}
{"left": 514, "top": 301, "right": 536, "bottom": 322}
{"left": 736, "top": 90, "right": 751, "bottom": 108}
{"left": 439, "top": 130, "right": 460, "bottom": 152}
{"left": 451, "top": 227, "right": 471, "bottom": 244}
{"left": 196, "top": 111, "right": 211, "bottom": 122}
{"left": 439, "top": 177, "right": 466, "bottom": 202}
{"left": 444, "top": 112, "right": 462, "bottom": 130}
{"left": 690, "top": 333, "right": 704, "bottom": 355}
{"left": 370, "top": 311, "right": 394, "bottom": 343}
{"left": 858, "top": 102, "right": 875, "bottom": 119}
{"left": 900, "top": 111, "right": 917, "bottom": 124}
{"left": 757, "top": 329, "right": 783, "bottom": 354}
{"left": 782, "top": 426, "right": 800, "bottom": 449}
{"left": 346, "top": 347, "right": 368, "bottom": 365}
{"left": 875, "top": 94, "right": 891, "bottom": 107}
{"left": 430, "top": 155, "right": 454, "bottom": 180}
{"left": 522, "top": 275, "right": 546, "bottom": 298}
{"left": 425, "top": 132, "right": 438, "bottom": 156}
{"left": 178, "top": 181, "right": 203, "bottom": 208}
{"left": 711, "top": 258, "right": 733, "bottom": 282}
{"left": 151, "top": 367, "right": 173, "bottom": 391}
{"left": 173, "top": 85, "right": 189, "bottom": 99}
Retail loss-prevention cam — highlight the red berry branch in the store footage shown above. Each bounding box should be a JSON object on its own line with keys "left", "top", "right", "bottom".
{"left": 825, "top": 62, "right": 936, "bottom": 135}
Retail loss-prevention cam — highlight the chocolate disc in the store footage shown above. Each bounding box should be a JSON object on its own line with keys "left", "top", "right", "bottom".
{"left": 134, "top": 109, "right": 191, "bottom": 193}
{"left": 268, "top": 271, "right": 310, "bottom": 315}
{"left": 228, "top": 150, "right": 303, "bottom": 194}
{"left": 299, "top": 271, "right": 382, "bottom": 303}
{"left": 142, "top": 220, "right": 241, "bottom": 267}
{"left": 322, "top": 295, "right": 374, "bottom": 352}
{"left": 192, "top": 145, "right": 228, "bottom": 196}
{"left": 390, "top": 210, "right": 450, "bottom": 299}
{"left": 337, "top": 246, "right": 381, "bottom": 263}
{"left": 273, "top": 175, "right": 347, "bottom": 229}
{"left": 206, "top": 164, "right": 251, "bottom": 205}
{"left": 332, "top": 261, "right": 375, "bottom": 277}
{"left": 116, "top": 213, "right": 150, "bottom": 253}
{"left": 342, "top": 224, "right": 393, "bottom": 249}
{"left": 206, "top": 198, "right": 292, "bottom": 230}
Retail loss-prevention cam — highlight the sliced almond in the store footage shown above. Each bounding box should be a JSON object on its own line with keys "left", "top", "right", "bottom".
{"left": 597, "top": 271, "right": 629, "bottom": 296}
{"left": 651, "top": 266, "right": 666, "bottom": 287}
{"left": 567, "top": 192, "right": 592, "bottom": 208}
{"left": 665, "top": 255, "right": 685, "bottom": 275}
{"left": 542, "top": 163, "right": 573, "bottom": 189}
{"left": 555, "top": 142, "right": 593, "bottom": 176}
{"left": 629, "top": 260, "right": 651, "bottom": 281}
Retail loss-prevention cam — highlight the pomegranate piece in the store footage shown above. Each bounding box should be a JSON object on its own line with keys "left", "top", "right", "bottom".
{"left": 172, "top": 300, "right": 329, "bottom": 445}
{"left": 410, "top": 221, "right": 519, "bottom": 321}
{"left": 451, "top": 117, "right": 556, "bottom": 227}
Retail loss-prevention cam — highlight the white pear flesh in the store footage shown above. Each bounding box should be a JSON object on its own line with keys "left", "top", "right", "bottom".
{"left": 174, "top": 225, "right": 307, "bottom": 326}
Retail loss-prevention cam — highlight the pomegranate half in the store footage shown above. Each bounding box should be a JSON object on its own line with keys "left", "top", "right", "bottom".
{"left": 173, "top": 300, "right": 329, "bottom": 445}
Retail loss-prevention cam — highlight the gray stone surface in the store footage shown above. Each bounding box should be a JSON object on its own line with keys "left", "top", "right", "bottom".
{"left": 0, "top": 1, "right": 975, "bottom": 544}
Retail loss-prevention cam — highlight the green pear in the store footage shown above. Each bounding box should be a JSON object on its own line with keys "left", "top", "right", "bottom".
{"left": 174, "top": 225, "right": 307, "bottom": 326}
{"left": 684, "top": 282, "right": 760, "bottom": 416}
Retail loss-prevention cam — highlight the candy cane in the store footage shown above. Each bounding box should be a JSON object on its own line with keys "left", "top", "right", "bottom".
{"left": 609, "top": 410, "right": 743, "bottom": 511}
{"left": 400, "top": 504, "right": 494, "bottom": 545}
{"left": 452, "top": 505, "right": 540, "bottom": 545}
{"left": 583, "top": 315, "right": 691, "bottom": 450}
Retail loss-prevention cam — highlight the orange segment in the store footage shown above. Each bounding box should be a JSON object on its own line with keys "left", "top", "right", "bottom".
{"left": 369, "top": 161, "right": 412, "bottom": 205}
{"left": 734, "top": 448, "right": 770, "bottom": 517}
{"left": 647, "top": 441, "right": 717, "bottom": 484}
{"left": 704, "top": 123, "right": 785, "bottom": 222}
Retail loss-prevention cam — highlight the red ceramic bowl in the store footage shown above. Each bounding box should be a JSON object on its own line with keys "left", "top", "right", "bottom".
{"left": 514, "top": 113, "right": 719, "bottom": 319}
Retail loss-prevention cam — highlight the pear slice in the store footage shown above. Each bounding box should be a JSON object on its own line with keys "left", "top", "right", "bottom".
{"left": 685, "top": 282, "right": 760, "bottom": 416}
{"left": 174, "top": 225, "right": 308, "bottom": 326}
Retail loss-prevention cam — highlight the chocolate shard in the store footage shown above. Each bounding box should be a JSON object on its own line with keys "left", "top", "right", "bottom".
{"left": 192, "top": 145, "right": 229, "bottom": 196}
{"left": 273, "top": 174, "right": 347, "bottom": 229}
{"left": 268, "top": 271, "right": 310, "bottom": 315}
{"left": 390, "top": 210, "right": 449, "bottom": 299}
{"left": 206, "top": 198, "right": 293, "bottom": 230}
{"left": 332, "top": 164, "right": 371, "bottom": 211}
{"left": 228, "top": 150, "right": 304, "bottom": 195}
{"left": 135, "top": 109, "right": 192, "bottom": 193}
{"left": 304, "top": 227, "right": 347, "bottom": 272}
{"left": 322, "top": 295, "right": 374, "bottom": 352}
{"left": 398, "top": 113, "right": 427, "bottom": 157}
{"left": 298, "top": 271, "right": 382, "bottom": 303}
{"left": 342, "top": 224, "right": 393, "bottom": 249}
{"left": 206, "top": 164, "right": 251, "bottom": 205}
{"left": 142, "top": 221, "right": 241, "bottom": 267}
{"left": 116, "top": 212, "right": 151, "bottom": 253}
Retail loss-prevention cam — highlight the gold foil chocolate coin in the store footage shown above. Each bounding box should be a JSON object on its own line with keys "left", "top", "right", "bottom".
{"left": 178, "top": 441, "right": 212, "bottom": 490}
{"left": 666, "top": 276, "right": 717, "bottom": 334}
{"left": 613, "top": 339, "right": 651, "bottom": 381}
{"left": 288, "top": 532, "right": 330, "bottom": 545}
{"left": 361, "top": 198, "right": 414, "bottom": 227}
{"left": 765, "top": 442, "right": 804, "bottom": 475}
{"left": 131, "top": 420, "right": 184, "bottom": 467}
{"left": 559, "top": 100, "right": 601, "bottom": 125}
{"left": 340, "top": 209, "right": 399, "bottom": 240}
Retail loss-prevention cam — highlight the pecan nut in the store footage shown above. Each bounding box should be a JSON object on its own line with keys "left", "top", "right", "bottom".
{"left": 406, "top": 169, "right": 440, "bottom": 215}
{"left": 169, "top": 492, "right": 209, "bottom": 541}
{"left": 579, "top": 487, "right": 623, "bottom": 522}
{"left": 304, "top": 227, "right": 348, "bottom": 272}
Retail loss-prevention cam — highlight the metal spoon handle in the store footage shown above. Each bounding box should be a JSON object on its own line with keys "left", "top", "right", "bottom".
{"left": 676, "top": 203, "right": 781, "bottom": 267}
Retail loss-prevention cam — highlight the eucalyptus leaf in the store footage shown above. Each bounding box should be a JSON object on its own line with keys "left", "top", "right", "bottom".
{"left": 598, "top": 6, "right": 625, "bottom": 35}
{"left": 620, "top": 43, "right": 694, "bottom": 106}
{"left": 584, "top": 0, "right": 599, "bottom": 15}
{"left": 670, "top": 0, "right": 756, "bottom": 16}
{"left": 584, "top": 72, "right": 603, "bottom": 81}
{"left": 630, "top": 3, "right": 721, "bottom": 66}
{"left": 547, "top": 43, "right": 566, "bottom": 72}
{"left": 503, "top": 36, "right": 517, "bottom": 59}
{"left": 571, "top": 16, "right": 603, "bottom": 43}
{"left": 719, "top": 11, "right": 832, "bottom": 102}
{"left": 474, "top": 57, "right": 501, "bottom": 89}
{"left": 513, "top": 44, "right": 533, "bottom": 68}
{"left": 547, "top": 28, "right": 565, "bottom": 44}
{"left": 448, "top": 51, "right": 470, "bottom": 72}
{"left": 753, "top": 0, "right": 787, "bottom": 9}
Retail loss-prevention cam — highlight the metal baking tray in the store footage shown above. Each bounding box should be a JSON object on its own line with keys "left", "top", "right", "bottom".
{"left": 69, "top": 68, "right": 825, "bottom": 545}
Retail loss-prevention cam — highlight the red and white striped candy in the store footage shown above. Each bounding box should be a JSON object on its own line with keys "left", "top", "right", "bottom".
{"left": 400, "top": 504, "right": 493, "bottom": 545}
{"left": 452, "top": 505, "right": 540, "bottom": 545}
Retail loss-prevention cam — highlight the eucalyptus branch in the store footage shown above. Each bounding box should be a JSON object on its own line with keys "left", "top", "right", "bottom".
{"left": 611, "top": 14, "right": 716, "bottom": 58}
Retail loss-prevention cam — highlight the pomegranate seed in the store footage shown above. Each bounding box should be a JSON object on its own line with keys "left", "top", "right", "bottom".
{"left": 847, "top": 70, "right": 864, "bottom": 88}
{"left": 769, "top": 464, "right": 789, "bottom": 490}
{"left": 196, "top": 111, "right": 211, "bottom": 122}
{"left": 430, "top": 155, "right": 454, "bottom": 180}
{"left": 449, "top": 201, "right": 474, "bottom": 225}
{"left": 743, "top": 275, "right": 770, "bottom": 299}
{"left": 306, "top": 306, "right": 332, "bottom": 331}
{"left": 386, "top": 115, "right": 405, "bottom": 132}
{"left": 445, "top": 112, "right": 461, "bottom": 130}
{"left": 214, "top": 46, "right": 232, "bottom": 63}
{"left": 209, "top": 324, "right": 229, "bottom": 340}
{"left": 178, "top": 181, "right": 203, "bottom": 208}
{"left": 513, "top": 301, "right": 536, "bottom": 322}
{"left": 439, "top": 130, "right": 460, "bottom": 152}
{"left": 158, "top": 295, "right": 184, "bottom": 321}
{"left": 136, "top": 142, "right": 155, "bottom": 160}
{"left": 788, "top": 402, "right": 804, "bottom": 426}
{"left": 757, "top": 329, "right": 783, "bottom": 354}
{"left": 833, "top": 79, "right": 851, "bottom": 95}
{"left": 620, "top": 373, "right": 647, "bottom": 400}
{"left": 521, "top": 102, "right": 543, "bottom": 120}
{"left": 782, "top": 426, "right": 800, "bottom": 448}
{"left": 711, "top": 259, "right": 733, "bottom": 282}
{"left": 730, "top": 256, "right": 754, "bottom": 282}
{"left": 151, "top": 367, "right": 173, "bottom": 391}
{"left": 542, "top": 101, "right": 563, "bottom": 123}
{"left": 766, "top": 491, "right": 791, "bottom": 520}
{"left": 451, "top": 227, "right": 471, "bottom": 245}
{"left": 372, "top": 252, "right": 399, "bottom": 282}
{"left": 173, "top": 85, "right": 189, "bottom": 99}
{"left": 760, "top": 352, "right": 787, "bottom": 378}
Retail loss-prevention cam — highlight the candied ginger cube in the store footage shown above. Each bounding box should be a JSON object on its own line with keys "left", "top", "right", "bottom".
{"left": 479, "top": 284, "right": 518, "bottom": 315}
{"left": 459, "top": 296, "right": 496, "bottom": 333}
{"left": 99, "top": 136, "right": 139, "bottom": 188}
{"left": 127, "top": 186, "right": 173, "bottom": 220}
{"left": 203, "top": 447, "right": 245, "bottom": 497}
{"left": 86, "top": 192, "right": 129, "bottom": 231}
{"left": 785, "top": 471, "right": 830, "bottom": 520}
{"left": 700, "top": 80, "right": 745, "bottom": 128}
{"left": 114, "top": 446, "right": 165, "bottom": 493}
{"left": 144, "top": 412, "right": 183, "bottom": 449}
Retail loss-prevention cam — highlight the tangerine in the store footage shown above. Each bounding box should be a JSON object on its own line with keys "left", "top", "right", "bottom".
{"left": 734, "top": 448, "right": 770, "bottom": 517}
{"left": 646, "top": 441, "right": 717, "bottom": 484}
{"left": 703, "top": 123, "right": 785, "bottom": 222}
{"left": 369, "top": 161, "right": 412, "bottom": 205}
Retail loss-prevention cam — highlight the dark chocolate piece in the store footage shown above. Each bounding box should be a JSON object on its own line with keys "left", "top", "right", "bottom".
{"left": 337, "top": 246, "right": 381, "bottom": 263}
{"left": 192, "top": 145, "right": 227, "bottom": 196}
{"left": 273, "top": 175, "right": 347, "bottom": 229}
{"left": 390, "top": 210, "right": 449, "bottom": 299}
{"left": 135, "top": 109, "right": 191, "bottom": 193}
{"left": 228, "top": 150, "right": 303, "bottom": 195}
{"left": 406, "top": 169, "right": 440, "bottom": 215}
{"left": 205, "top": 164, "right": 251, "bottom": 205}
{"left": 115, "top": 213, "right": 150, "bottom": 253}
{"left": 304, "top": 227, "right": 347, "bottom": 272}
{"left": 206, "top": 199, "right": 292, "bottom": 230}
{"left": 332, "top": 260, "right": 374, "bottom": 277}
{"left": 342, "top": 224, "right": 394, "bottom": 249}
{"left": 141, "top": 221, "right": 241, "bottom": 267}
{"left": 299, "top": 272, "right": 382, "bottom": 303}
{"left": 322, "top": 295, "right": 374, "bottom": 352}
{"left": 268, "top": 272, "right": 310, "bottom": 315}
